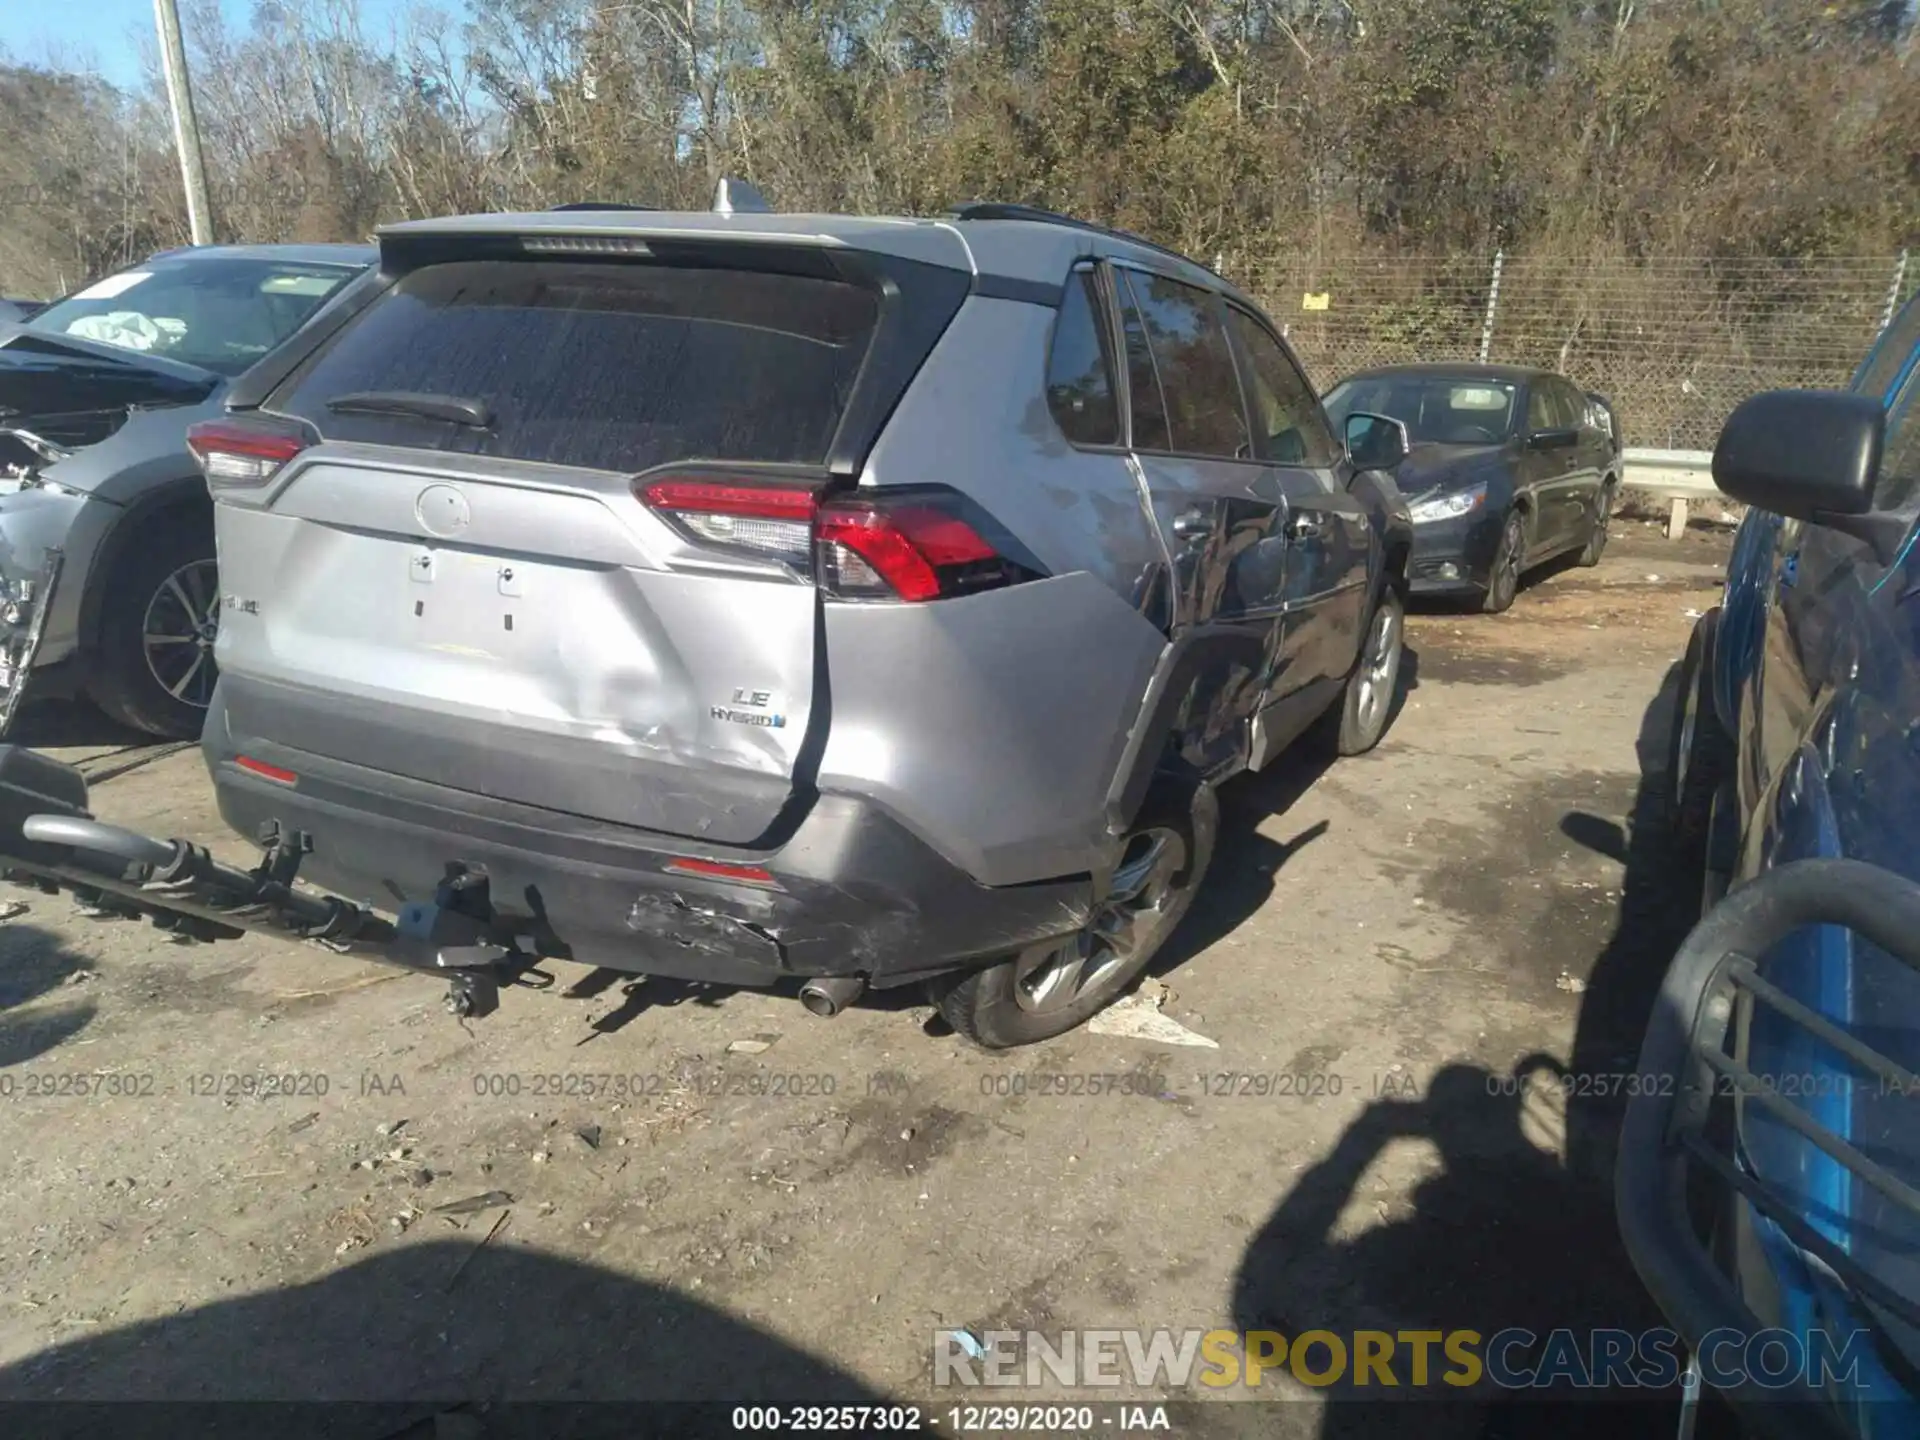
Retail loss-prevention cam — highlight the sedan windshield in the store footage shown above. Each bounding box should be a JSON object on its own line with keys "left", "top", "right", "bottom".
{"left": 26, "top": 256, "right": 359, "bottom": 378}
{"left": 1323, "top": 376, "right": 1519, "bottom": 446}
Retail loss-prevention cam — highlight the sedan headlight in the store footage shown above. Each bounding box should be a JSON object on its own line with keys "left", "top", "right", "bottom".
{"left": 1409, "top": 484, "right": 1487, "bottom": 523}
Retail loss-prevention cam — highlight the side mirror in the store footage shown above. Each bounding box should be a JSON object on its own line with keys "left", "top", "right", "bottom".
{"left": 1526, "top": 427, "right": 1580, "bottom": 450}
{"left": 1344, "top": 411, "right": 1409, "bottom": 470}
{"left": 1713, "top": 389, "right": 1905, "bottom": 561}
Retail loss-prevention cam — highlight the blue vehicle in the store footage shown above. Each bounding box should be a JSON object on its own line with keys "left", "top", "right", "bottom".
{"left": 1619, "top": 297, "right": 1920, "bottom": 1439}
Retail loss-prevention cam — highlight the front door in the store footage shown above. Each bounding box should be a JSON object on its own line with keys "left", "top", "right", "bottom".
{"left": 1222, "top": 304, "right": 1372, "bottom": 698}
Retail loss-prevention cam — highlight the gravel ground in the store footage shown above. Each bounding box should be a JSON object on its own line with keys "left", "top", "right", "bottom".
{"left": 0, "top": 521, "right": 1734, "bottom": 1438}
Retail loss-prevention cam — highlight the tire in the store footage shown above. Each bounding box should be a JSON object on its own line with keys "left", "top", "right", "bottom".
{"left": 1321, "top": 586, "right": 1404, "bottom": 756}
{"left": 931, "top": 778, "right": 1217, "bottom": 1049}
{"left": 1577, "top": 480, "right": 1615, "bottom": 567}
{"left": 1701, "top": 782, "right": 1733, "bottom": 913}
{"left": 1666, "top": 609, "right": 1734, "bottom": 853}
{"left": 86, "top": 513, "right": 220, "bottom": 739}
{"left": 1482, "top": 509, "right": 1527, "bottom": 613}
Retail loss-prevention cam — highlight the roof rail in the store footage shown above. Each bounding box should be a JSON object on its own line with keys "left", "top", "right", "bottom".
{"left": 549, "top": 202, "right": 654, "bottom": 212}
{"left": 942, "top": 202, "right": 1216, "bottom": 275}
{"left": 713, "top": 177, "right": 772, "bottom": 216}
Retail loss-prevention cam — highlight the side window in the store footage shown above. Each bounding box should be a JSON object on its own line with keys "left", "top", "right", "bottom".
{"left": 1855, "top": 296, "right": 1920, "bottom": 401}
{"left": 1226, "top": 306, "right": 1337, "bottom": 467}
{"left": 1122, "top": 269, "right": 1251, "bottom": 459}
{"left": 1045, "top": 268, "right": 1119, "bottom": 446}
{"left": 1878, "top": 365, "right": 1920, "bottom": 510}
{"left": 1115, "top": 272, "right": 1171, "bottom": 452}
{"left": 1525, "top": 383, "right": 1559, "bottom": 433}
{"left": 1551, "top": 378, "right": 1589, "bottom": 433}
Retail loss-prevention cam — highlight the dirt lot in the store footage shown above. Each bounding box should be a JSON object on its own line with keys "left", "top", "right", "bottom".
{"left": 0, "top": 522, "right": 1733, "bottom": 1437}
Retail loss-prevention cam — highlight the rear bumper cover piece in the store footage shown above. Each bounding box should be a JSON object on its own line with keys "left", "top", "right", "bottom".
{"left": 204, "top": 689, "right": 1093, "bottom": 989}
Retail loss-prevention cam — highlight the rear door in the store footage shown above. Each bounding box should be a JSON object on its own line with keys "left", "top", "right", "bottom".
{"left": 1519, "top": 379, "right": 1581, "bottom": 553}
{"left": 1551, "top": 375, "right": 1607, "bottom": 533}
{"left": 1222, "top": 305, "right": 1370, "bottom": 697}
{"left": 1110, "top": 265, "right": 1286, "bottom": 756}
{"left": 220, "top": 248, "right": 922, "bottom": 845}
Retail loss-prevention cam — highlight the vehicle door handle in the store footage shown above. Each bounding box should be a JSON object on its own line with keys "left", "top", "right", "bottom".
{"left": 1287, "top": 515, "right": 1322, "bottom": 540}
{"left": 1171, "top": 509, "right": 1211, "bottom": 540}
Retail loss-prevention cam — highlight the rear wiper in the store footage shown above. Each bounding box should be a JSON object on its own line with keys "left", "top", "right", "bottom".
{"left": 325, "top": 391, "right": 492, "bottom": 428}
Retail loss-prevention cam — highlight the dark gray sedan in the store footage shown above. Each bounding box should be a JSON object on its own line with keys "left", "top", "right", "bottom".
{"left": 1323, "top": 362, "right": 1621, "bottom": 612}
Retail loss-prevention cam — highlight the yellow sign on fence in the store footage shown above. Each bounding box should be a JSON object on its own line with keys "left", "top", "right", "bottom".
{"left": 1301, "top": 292, "right": 1331, "bottom": 311}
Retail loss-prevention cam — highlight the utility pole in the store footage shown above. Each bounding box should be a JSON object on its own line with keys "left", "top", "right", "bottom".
{"left": 154, "top": 0, "right": 213, "bottom": 245}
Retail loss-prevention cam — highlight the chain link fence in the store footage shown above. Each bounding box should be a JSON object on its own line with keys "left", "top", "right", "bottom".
{"left": 1225, "top": 251, "right": 1916, "bottom": 451}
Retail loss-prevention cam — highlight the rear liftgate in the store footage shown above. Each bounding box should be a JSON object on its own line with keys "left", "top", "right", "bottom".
{"left": 0, "top": 745, "right": 549, "bottom": 1020}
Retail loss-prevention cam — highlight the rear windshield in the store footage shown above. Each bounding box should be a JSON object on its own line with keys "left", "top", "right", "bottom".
{"left": 278, "top": 259, "right": 880, "bottom": 472}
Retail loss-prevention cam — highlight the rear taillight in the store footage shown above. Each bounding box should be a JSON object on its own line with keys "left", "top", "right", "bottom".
{"left": 638, "top": 475, "right": 1041, "bottom": 602}
{"left": 639, "top": 476, "right": 819, "bottom": 570}
{"left": 187, "top": 419, "right": 311, "bottom": 486}
{"left": 814, "top": 499, "right": 1001, "bottom": 602}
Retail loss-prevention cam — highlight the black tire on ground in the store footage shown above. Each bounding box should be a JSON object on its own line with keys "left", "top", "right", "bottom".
{"left": 1315, "top": 585, "right": 1405, "bottom": 756}
{"left": 1577, "top": 480, "right": 1616, "bottom": 567}
{"left": 930, "top": 777, "right": 1218, "bottom": 1049}
{"left": 1666, "top": 608, "right": 1734, "bottom": 854}
{"left": 1701, "top": 779, "right": 1734, "bottom": 914}
{"left": 1483, "top": 508, "right": 1527, "bottom": 614}
{"left": 86, "top": 512, "right": 220, "bottom": 739}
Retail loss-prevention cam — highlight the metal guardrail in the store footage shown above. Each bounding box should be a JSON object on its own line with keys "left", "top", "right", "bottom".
{"left": 1619, "top": 448, "right": 1729, "bottom": 534}
{"left": 1621, "top": 447, "right": 1721, "bottom": 498}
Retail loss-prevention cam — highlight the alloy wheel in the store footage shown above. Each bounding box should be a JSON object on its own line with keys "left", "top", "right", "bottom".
{"left": 1015, "top": 826, "right": 1188, "bottom": 1013}
{"left": 1352, "top": 600, "right": 1403, "bottom": 739}
{"left": 141, "top": 559, "right": 222, "bottom": 709}
{"left": 1492, "top": 517, "right": 1524, "bottom": 608}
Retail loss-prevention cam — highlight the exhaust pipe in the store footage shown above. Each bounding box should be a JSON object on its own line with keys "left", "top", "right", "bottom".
{"left": 798, "top": 974, "right": 865, "bottom": 1018}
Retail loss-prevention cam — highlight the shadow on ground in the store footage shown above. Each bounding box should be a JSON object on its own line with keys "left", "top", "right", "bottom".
{"left": 0, "top": 921, "right": 97, "bottom": 1065}
{"left": 0, "top": 1240, "right": 888, "bottom": 1437}
{"left": 1560, "top": 659, "right": 1700, "bottom": 1184}
{"left": 7, "top": 699, "right": 152, "bottom": 750}
{"left": 1228, "top": 658, "right": 1699, "bottom": 1438}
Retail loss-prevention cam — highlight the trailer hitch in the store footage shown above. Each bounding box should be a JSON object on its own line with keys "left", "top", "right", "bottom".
{"left": 0, "top": 745, "right": 545, "bottom": 1020}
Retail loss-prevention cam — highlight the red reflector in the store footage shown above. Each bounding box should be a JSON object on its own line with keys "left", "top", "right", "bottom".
{"left": 663, "top": 857, "right": 780, "bottom": 888}
{"left": 235, "top": 755, "right": 298, "bottom": 785}
{"left": 639, "top": 477, "right": 819, "bottom": 520}
{"left": 816, "top": 502, "right": 998, "bottom": 602}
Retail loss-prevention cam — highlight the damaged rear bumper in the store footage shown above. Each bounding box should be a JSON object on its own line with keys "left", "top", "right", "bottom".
{"left": 204, "top": 690, "right": 1092, "bottom": 990}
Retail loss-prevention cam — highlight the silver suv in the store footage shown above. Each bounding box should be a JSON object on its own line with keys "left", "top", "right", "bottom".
{"left": 186, "top": 197, "right": 1413, "bottom": 1046}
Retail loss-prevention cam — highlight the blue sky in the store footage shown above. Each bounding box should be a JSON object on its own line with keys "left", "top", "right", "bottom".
{"left": 0, "top": 0, "right": 415, "bottom": 91}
